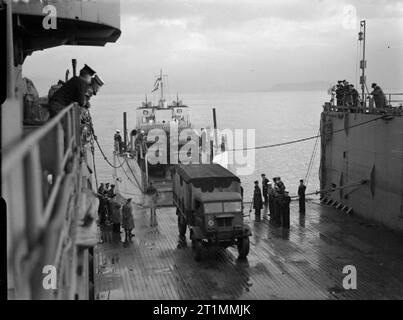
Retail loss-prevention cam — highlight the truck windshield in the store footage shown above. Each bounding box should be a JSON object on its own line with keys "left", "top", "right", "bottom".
{"left": 223, "top": 201, "right": 242, "bottom": 212}
{"left": 204, "top": 202, "right": 222, "bottom": 213}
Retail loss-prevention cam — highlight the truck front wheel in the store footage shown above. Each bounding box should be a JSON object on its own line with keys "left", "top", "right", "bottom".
{"left": 192, "top": 239, "right": 202, "bottom": 262}
{"left": 237, "top": 237, "right": 250, "bottom": 260}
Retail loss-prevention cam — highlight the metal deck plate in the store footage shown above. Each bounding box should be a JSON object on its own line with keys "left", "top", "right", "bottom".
{"left": 94, "top": 201, "right": 403, "bottom": 300}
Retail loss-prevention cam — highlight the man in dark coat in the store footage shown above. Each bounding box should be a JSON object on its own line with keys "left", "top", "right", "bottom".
{"left": 114, "top": 130, "right": 122, "bottom": 153}
{"left": 280, "top": 191, "right": 291, "bottom": 228}
{"left": 335, "top": 82, "right": 344, "bottom": 106}
{"left": 97, "top": 183, "right": 106, "bottom": 225}
{"left": 110, "top": 194, "right": 122, "bottom": 235}
{"left": 343, "top": 81, "right": 351, "bottom": 107}
{"left": 261, "top": 174, "right": 269, "bottom": 214}
{"left": 349, "top": 84, "right": 359, "bottom": 109}
{"left": 253, "top": 181, "right": 263, "bottom": 222}
{"left": 122, "top": 199, "right": 135, "bottom": 243}
{"left": 298, "top": 179, "right": 306, "bottom": 214}
{"left": 48, "top": 64, "right": 96, "bottom": 117}
{"left": 268, "top": 183, "right": 275, "bottom": 218}
{"left": 370, "top": 83, "right": 387, "bottom": 109}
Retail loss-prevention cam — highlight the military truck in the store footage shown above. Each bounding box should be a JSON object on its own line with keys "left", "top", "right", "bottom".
{"left": 173, "top": 164, "right": 251, "bottom": 261}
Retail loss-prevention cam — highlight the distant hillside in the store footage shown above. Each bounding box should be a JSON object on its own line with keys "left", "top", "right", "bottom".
{"left": 268, "top": 81, "right": 332, "bottom": 92}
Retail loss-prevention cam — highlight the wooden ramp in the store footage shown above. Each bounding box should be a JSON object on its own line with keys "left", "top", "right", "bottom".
{"left": 93, "top": 201, "right": 403, "bottom": 300}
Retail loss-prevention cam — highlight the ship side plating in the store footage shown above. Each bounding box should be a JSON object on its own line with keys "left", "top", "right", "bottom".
{"left": 320, "top": 105, "right": 403, "bottom": 231}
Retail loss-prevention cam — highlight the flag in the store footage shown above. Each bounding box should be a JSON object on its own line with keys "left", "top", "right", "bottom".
{"left": 152, "top": 76, "right": 161, "bottom": 92}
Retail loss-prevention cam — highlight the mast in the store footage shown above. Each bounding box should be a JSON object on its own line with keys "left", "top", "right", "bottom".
{"left": 160, "top": 69, "right": 164, "bottom": 102}
{"left": 358, "top": 20, "right": 366, "bottom": 106}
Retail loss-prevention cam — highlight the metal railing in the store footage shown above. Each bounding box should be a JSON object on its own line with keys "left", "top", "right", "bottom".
{"left": 324, "top": 93, "right": 403, "bottom": 115}
{"left": 3, "top": 104, "right": 81, "bottom": 223}
{"left": 3, "top": 104, "right": 82, "bottom": 298}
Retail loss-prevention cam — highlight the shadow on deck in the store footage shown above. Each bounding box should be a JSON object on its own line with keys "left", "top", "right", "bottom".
{"left": 94, "top": 201, "right": 403, "bottom": 300}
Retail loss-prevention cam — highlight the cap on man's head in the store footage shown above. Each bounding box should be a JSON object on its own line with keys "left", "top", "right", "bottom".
{"left": 106, "top": 183, "right": 110, "bottom": 186}
{"left": 261, "top": 173, "right": 266, "bottom": 177}
{"left": 93, "top": 74, "right": 104, "bottom": 86}
{"left": 300, "top": 179, "right": 304, "bottom": 183}
{"left": 91, "top": 74, "right": 104, "bottom": 95}
{"left": 80, "top": 64, "right": 96, "bottom": 77}
{"left": 116, "top": 129, "right": 120, "bottom": 133}
{"left": 111, "top": 184, "right": 115, "bottom": 187}
{"left": 371, "top": 83, "right": 377, "bottom": 88}
{"left": 254, "top": 180, "right": 259, "bottom": 184}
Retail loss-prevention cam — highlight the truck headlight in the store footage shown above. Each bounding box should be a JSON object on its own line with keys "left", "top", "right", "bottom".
{"left": 207, "top": 219, "right": 214, "bottom": 227}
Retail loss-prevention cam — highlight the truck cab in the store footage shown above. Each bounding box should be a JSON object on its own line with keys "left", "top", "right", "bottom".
{"left": 173, "top": 164, "right": 251, "bottom": 261}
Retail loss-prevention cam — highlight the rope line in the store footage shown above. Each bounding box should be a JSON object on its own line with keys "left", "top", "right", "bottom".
{"left": 90, "top": 143, "right": 99, "bottom": 191}
{"left": 123, "top": 157, "right": 143, "bottom": 191}
{"left": 228, "top": 115, "right": 388, "bottom": 151}
{"left": 93, "top": 137, "right": 125, "bottom": 169}
{"left": 304, "top": 128, "right": 320, "bottom": 187}
{"left": 289, "top": 180, "right": 367, "bottom": 199}
{"left": 116, "top": 156, "right": 142, "bottom": 192}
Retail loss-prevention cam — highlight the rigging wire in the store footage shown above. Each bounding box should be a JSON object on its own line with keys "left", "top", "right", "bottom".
{"left": 93, "top": 136, "right": 125, "bottom": 169}
{"left": 289, "top": 180, "right": 367, "bottom": 199}
{"left": 304, "top": 128, "right": 320, "bottom": 187}
{"left": 123, "top": 157, "right": 143, "bottom": 191}
{"left": 115, "top": 155, "right": 142, "bottom": 192}
{"left": 90, "top": 141, "right": 99, "bottom": 191}
{"left": 228, "top": 115, "right": 389, "bottom": 151}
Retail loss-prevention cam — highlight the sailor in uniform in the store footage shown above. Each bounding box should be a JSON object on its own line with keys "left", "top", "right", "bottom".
{"left": 370, "top": 83, "right": 387, "bottom": 109}
{"left": 253, "top": 180, "right": 263, "bottom": 222}
{"left": 114, "top": 130, "right": 122, "bottom": 153}
{"left": 48, "top": 64, "right": 96, "bottom": 117}
{"left": 298, "top": 179, "right": 306, "bottom": 214}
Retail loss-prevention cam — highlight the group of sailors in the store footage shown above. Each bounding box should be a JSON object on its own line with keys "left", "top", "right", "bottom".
{"left": 97, "top": 182, "right": 135, "bottom": 243}
{"left": 251, "top": 174, "right": 306, "bottom": 228}
{"left": 330, "top": 80, "right": 388, "bottom": 110}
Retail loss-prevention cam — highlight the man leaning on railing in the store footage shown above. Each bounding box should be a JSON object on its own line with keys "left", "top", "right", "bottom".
{"left": 48, "top": 64, "right": 96, "bottom": 118}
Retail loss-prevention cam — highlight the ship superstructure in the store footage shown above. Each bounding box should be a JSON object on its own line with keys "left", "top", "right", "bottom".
{"left": 2, "top": 0, "right": 121, "bottom": 299}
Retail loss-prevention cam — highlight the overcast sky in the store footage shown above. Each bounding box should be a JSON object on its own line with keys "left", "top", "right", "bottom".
{"left": 24, "top": 0, "right": 403, "bottom": 95}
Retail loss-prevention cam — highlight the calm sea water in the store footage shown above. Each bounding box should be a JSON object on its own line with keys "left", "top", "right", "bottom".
{"left": 90, "top": 91, "right": 328, "bottom": 201}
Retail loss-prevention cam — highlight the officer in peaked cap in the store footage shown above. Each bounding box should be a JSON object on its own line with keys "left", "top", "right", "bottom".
{"left": 81, "top": 64, "right": 97, "bottom": 77}
{"left": 49, "top": 63, "right": 97, "bottom": 117}
{"left": 252, "top": 180, "right": 263, "bottom": 222}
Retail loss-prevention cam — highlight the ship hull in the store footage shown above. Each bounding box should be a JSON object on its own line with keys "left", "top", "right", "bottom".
{"left": 320, "top": 111, "right": 403, "bottom": 231}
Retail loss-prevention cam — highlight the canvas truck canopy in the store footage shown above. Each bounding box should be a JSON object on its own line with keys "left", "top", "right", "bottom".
{"left": 175, "top": 164, "right": 240, "bottom": 191}
{"left": 197, "top": 192, "right": 242, "bottom": 203}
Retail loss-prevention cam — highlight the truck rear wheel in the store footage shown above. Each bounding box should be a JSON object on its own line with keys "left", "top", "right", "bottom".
{"left": 192, "top": 239, "right": 202, "bottom": 262}
{"left": 237, "top": 237, "right": 250, "bottom": 259}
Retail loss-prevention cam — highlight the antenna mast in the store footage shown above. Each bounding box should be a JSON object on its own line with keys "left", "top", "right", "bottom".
{"left": 160, "top": 69, "right": 164, "bottom": 102}
{"left": 358, "top": 20, "right": 366, "bottom": 106}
